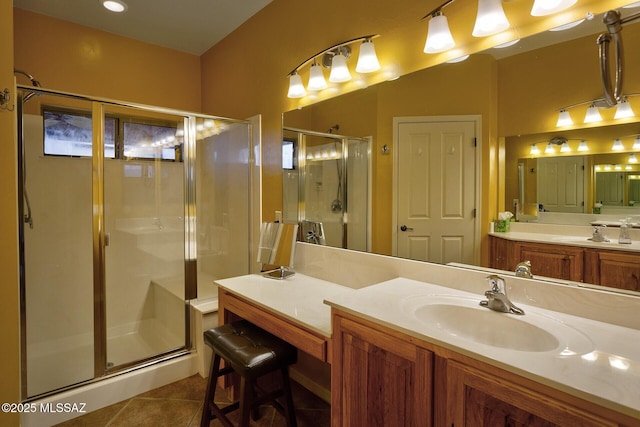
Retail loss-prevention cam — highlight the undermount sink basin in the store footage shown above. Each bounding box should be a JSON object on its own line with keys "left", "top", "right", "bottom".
{"left": 405, "top": 295, "right": 593, "bottom": 354}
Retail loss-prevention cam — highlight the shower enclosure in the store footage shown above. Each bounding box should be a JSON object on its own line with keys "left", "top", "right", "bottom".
{"left": 17, "top": 85, "right": 255, "bottom": 399}
{"left": 283, "top": 127, "right": 371, "bottom": 251}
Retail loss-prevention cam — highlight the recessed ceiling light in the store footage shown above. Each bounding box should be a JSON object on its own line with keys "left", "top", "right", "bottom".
{"left": 101, "top": 0, "right": 128, "bottom": 13}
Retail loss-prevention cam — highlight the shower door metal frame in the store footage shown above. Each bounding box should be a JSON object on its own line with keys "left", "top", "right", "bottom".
{"left": 16, "top": 84, "right": 252, "bottom": 400}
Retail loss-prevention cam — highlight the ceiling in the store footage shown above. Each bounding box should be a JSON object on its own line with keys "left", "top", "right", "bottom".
{"left": 12, "top": 0, "right": 273, "bottom": 56}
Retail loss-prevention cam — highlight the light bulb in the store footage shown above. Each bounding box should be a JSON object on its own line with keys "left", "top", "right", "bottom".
{"left": 473, "top": 0, "right": 510, "bottom": 37}
{"left": 612, "top": 138, "right": 625, "bottom": 151}
{"left": 556, "top": 109, "right": 573, "bottom": 127}
{"left": 329, "top": 53, "right": 351, "bottom": 83}
{"left": 531, "top": 0, "right": 577, "bottom": 16}
{"left": 424, "top": 13, "right": 455, "bottom": 53}
{"left": 584, "top": 104, "right": 602, "bottom": 123}
{"left": 287, "top": 73, "right": 306, "bottom": 98}
{"left": 356, "top": 40, "right": 381, "bottom": 73}
{"left": 614, "top": 97, "right": 635, "bottom": 119}
{"left": 307, "top": 63, "right": 328, "bottom": 91}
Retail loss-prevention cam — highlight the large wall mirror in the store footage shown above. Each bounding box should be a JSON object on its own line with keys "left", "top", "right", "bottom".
{"left": 282, "top": 5, "right": 640, "bottom": 292}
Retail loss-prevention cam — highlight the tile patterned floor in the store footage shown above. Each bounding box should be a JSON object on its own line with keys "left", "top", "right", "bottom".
{"left": 54, "top": 374, "right": 330, "bottom": 427}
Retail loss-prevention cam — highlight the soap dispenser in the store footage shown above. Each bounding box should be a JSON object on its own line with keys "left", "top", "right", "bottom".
{"left": 619, "top": 218, "right": 632, "bottom": 244}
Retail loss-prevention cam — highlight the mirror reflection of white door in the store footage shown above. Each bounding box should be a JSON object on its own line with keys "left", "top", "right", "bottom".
{"left": 393, "top": 117, "right": 477, "bottom": 264}
{"left": 537, "top": 156, "right": 585, "bottom": 212}
{"left": 595, "top": 172, "right": 624, "bottom": 206}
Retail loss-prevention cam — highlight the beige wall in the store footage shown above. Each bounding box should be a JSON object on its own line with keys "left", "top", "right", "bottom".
{"left": 1, "top": 0, "right": 20, "bottom": 424}
{"left": 13, "top": 9, "right": 202, "bottom": 112}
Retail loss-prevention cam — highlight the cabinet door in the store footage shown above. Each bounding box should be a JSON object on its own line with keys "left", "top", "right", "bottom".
{"left": 587, "top": 250, "right": 640, "bottom": 291}
{"left": 332, "top": 315, "right": 432, "bottom": 427}
{"left": 515, "top": 242, "right": 583, "bottom": 282}
{"left": 489, "top": 236, "right": 512, "bottom": 271}
{"left": 446, "top": 360, "right": 616, "bottom": 427}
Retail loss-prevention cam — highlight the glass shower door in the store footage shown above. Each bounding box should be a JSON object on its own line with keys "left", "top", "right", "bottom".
{"left": 102, "top": 106, "right": 187, "bottom": 369}
{"left": 20, "top": 92, "right": 96, "bottom": 397}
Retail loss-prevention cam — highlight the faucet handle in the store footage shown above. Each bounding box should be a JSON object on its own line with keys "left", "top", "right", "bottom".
{"left": 485, "top": 274, "right": 506, "bottom": 293}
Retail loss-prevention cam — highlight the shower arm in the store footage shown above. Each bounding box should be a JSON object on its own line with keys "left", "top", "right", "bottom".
{"left": 597, "top": 10, "right": 640, "bottom": 107}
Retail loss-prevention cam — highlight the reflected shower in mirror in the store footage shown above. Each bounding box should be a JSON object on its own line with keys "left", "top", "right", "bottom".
{"left": 257, "top": 222, "right": 299, "bottom": 279}
{"left": 282, "top": 127, "right": 371, "bottom": 252}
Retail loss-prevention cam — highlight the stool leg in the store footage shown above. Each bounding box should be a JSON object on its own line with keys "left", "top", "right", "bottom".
{"left": 238, "top": 377, "right": 253, "bottom": 427}
{"left": 200, "top": 354, "right": 221, "bottom": 427}
{"left": 281, "top": 367, "right": 297, "bottom": 427}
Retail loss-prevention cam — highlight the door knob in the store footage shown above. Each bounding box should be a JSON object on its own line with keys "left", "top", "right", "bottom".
{"left": 400, "top": 225, "right": 414, "bottom": 232}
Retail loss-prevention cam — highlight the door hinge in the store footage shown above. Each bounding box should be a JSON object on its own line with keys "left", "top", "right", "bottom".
{"left": 473, "top": 137, "right": 477, "bottom": 147}
{"left": 472, "top": 208, "right": 477, "bottom": 218}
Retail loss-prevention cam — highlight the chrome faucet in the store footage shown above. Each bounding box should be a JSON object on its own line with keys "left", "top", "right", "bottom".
{"left": 514, "top": 260, "right": 533, "bottom": 278}
{"left": 480, "top": 275, "right": 525, "bottom": 315}
{"left": 589, "top": 225, "right": 609, "bottom": 242}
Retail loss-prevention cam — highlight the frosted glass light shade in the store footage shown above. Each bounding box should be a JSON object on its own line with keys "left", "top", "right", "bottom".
{"left": 356, "top": 40, "right": 381, "bottom": 73}
{"left": 633, "top": 136, "right": 640, "bottom": 149}
{"left": 424, "top": 14, "right": 455, "bottom": 53}
{"left": 530, "top": 144, "right": 540, "bottom": 155}
{"left": 307, "top": 63, "right": 328, "bottom": 91}
{"left": 577, "top": 140, "right": 589, "bottom": 151}
{"left": 584, "top": 104, "right": 602, "bottom": 123}
{"left": 556, "top": 109, "right": 573, "bottom": 127}
{"left": 545, "top": 143, "right": 555, "bottom": 154}
{"left": 614, "top": 98, "right": 635, "bottom": 119}
{"left": 612, "top": 138, "right": 625, "bottom": 151}
{"left": 531, "top": 0, "right": 577, "bottom": 16}
{"left": 629, "top": 154, "right": 638, "bottom": 163}
{"left": 287, "top": 73, "right": 306, "bottom": 98}
{"left": 473, "top": 0, "right": 510, "bottom": 37}
{"left": 560, "top": 142, "right": 571, "bottom": 152}
{"left": 329, "top": 53, "right": 351, "bottom": 83}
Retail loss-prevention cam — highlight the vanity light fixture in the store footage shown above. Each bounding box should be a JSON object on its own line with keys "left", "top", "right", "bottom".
{"left": 287, "top": 72, "right": 306, "bottom": 98}
{"left": 529, "top": 143, "right": 540, "bottom": 155}
{"left": 286, "top": 35, "right": 380, "bottom": 99}
{"left": 612, "top": 138, "right": 625, "bottom": 151}
{"left": 614, "top": 96, "right": 635, "bottom": 119}
{"left": 604, "top": 164, "right": 612, "bottom": 171}
{"left": 329, "top": 50, "right": 351, "bottom": 83}
{"left": 307, "top": 60, "right": 328, "bottom": 91}
{"left": 584, "top": 103, "right": 603, "bottom": 123}
{"left": 101, "top": 0, "right": 128, "bottom": 12}
{"left": 615, "top": 164, "right": 623, "bottom": 170}
{"left": 577, "top": 140, "right": 589, "bottom": 151}
{"left": 629, "top": 153, "right": 637, "bottom": 163}
{"left": 530, "top": 0, "right": 577, "bottom": 16}
{"left": 556, "top": 109, "right": 573, "bottom": 127}
{"left": 355, "top": 39, "right": 381, "bottom": 73}
{"left": 633, "top": 135, "right": 640, "bottom": 149}
{"left": 424, "top": 11, "right": 456, "bottom": 53}
{"left": 626, "top": 164, "right": 633, "bottom": 170}
{"left": 473, "top": 0, "right": 510, "bottom": 37}
{"left": 560, "top": 141, "right": 571, "bottom": 152}
{"left": 544, "top": 143, "right": 555, "bottom": 154}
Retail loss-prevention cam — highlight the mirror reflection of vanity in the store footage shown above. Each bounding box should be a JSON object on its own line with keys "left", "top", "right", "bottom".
{"left": 282, "top": 4, "right": 640, "bottom": 292}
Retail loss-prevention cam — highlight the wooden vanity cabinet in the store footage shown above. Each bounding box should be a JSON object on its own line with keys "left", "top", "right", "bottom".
{"left": 332, "top": 309, "right": 637, "bottom": 427}
{"left": 331, "top": 312, "right": 433, "bottom": 427}
{"left": 445, "top": 360, "right": 616, "bottom": 427}
{"left": 584, "top": 249, "right": 640, "bottom": 292}
{"left": 513, "top": 241, "right": 584, "bottom": 282}
{"left": 489, "top": 236, "right": 640, "bottom": 291}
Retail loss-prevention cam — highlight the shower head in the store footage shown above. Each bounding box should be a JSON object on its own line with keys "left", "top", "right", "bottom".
{"left": 14, "top": 69, "right": 42, "bottom": 87}
{"left": 14, "top": 69, "right": 42, "bottom": 103}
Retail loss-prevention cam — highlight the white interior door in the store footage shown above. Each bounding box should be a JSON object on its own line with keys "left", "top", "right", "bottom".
{"left": 537, "top": 156, "right": 585, "bottom": 212}
{"left": 395, "top": 118, "right": 477, "bottom": 264}
{"left": 596, "top": 172, "right": 624, "bottom": 206}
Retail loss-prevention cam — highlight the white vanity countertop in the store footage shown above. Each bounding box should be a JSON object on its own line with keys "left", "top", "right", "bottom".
{"left": 490, "top": 230, "right": 640, "bottom": 252}
{"left": 324, "top": 277, "right": 640, "bottom": 419}
{"left": 215, "top": 273, "right": 353, "bottom": 336}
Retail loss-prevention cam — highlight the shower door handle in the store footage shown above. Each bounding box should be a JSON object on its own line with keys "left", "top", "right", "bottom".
{"left": 400, "top": 225, "right": 414, "bottom": 232}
